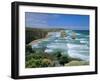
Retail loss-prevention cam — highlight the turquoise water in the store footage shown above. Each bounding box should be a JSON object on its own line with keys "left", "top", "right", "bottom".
{"left": 31, "top": 30, "right": 89, "bottom": 61}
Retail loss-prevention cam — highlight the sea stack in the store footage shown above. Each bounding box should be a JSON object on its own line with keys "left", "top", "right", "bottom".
{"left": 60, "top": 30, "right": 67, "bottom": 38}
{"left": 72, "top": 32, "right": 76, "bottom": 39}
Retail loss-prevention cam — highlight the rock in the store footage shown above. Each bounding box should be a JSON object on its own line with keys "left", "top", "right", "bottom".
{"left": 60, "top": 30, "right": 67, "bottom": 38}
{"left": 65, "top": 60, "right": 89, "bottom": 66}
{"left": 72, "top": 32, "right": 76, "bottom": 39}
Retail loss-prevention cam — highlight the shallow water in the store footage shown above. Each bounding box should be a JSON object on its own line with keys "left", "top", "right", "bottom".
{"left": 32, "top": 30, "right": 89, "bottom": 61}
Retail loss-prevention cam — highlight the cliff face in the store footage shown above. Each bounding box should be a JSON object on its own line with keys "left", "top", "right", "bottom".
{"left": 26, "top": 28, "right": 47, "bottom": 44}
{"left": 26, "top": 27, "right": 64, "bottom": 44}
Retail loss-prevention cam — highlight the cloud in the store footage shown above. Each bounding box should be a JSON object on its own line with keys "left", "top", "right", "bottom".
{"left": 25, "top": 12, "right": 61, "bottom": 28}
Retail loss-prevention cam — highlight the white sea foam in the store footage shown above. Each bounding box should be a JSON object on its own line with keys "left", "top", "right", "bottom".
{"left": 67, "top": 43, "right": 89, "bottom": 50}
{"left": 31, "top": 30, "right": 89, "bottom": 61}
{"left": 45, "top": 49, "right": 53, "bottom": 53}
{"left": 68, "top": 50, "right": 89, "bottom": 61}
{"left": 67, "top": 43, "right": 89, "bottom": 61}
{"left": 80, "top": 40, "right": 88, "bottom": 43}
{"left": 46, "top": 43, "right": 67, "bottom": 50}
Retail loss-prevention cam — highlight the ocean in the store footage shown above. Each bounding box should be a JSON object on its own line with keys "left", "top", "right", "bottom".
{"left": 32, "top": 30, "right": 89, "bottom": 62}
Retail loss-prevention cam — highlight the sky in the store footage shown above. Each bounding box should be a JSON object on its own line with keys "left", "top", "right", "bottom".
{"left": 25, "top": 12, "right": 89, "bottom": 30}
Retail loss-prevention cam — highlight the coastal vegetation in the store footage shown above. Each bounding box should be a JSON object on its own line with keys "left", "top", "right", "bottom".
{"left": 25, "top": 44, "right": 87, "bottom": 68}
{"left": 25, "top": 45, "right": 69, "bottom": 68}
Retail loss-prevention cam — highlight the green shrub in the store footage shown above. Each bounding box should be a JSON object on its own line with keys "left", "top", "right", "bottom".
{"left": 25, "top": 53, "right": 54, "bottom": 68}
{"left": 26, "top": 45, "right": 35, "bottom": 53}
{"left": 59, "top": 55, "right": 69, "bottom": 65}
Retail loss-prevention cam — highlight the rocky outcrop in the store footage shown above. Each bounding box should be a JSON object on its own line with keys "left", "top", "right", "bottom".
{"left": 65, "top": 61, "right": 89, "bottom": 66}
